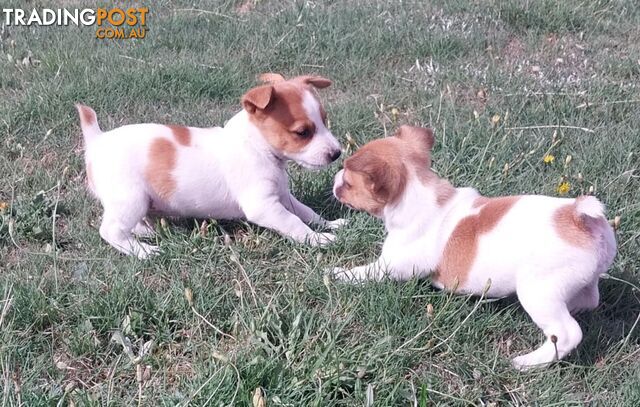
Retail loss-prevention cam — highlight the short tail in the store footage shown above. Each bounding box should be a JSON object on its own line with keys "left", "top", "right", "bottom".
{"left": 575, "top": 196, "right": 606, "bottom": 219}
{"left": 75, "top": 104, "right": 102, "bottom": 143}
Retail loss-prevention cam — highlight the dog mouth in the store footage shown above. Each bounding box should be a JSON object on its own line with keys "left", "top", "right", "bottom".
{"left": 332, "top": 191, "right": 353, "bottom": 209}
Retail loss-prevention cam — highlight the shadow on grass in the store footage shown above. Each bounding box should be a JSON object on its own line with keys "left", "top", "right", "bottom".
{"left": 463, "top": 276, "right": 640, "bottom": 367}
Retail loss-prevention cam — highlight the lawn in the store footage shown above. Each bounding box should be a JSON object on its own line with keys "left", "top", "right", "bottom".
{"left": 1, "top": 0, "right": 639, "bottom": 405}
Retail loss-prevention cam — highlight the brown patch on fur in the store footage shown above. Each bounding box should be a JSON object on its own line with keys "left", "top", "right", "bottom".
{"left": 242, "top": 81, "right": 316, "bottom": 154}
{"left": 553, "top": 202, "right": 593, "bottom": 248}
{"left": 434, "top": 196, "right": 520, "bottom": 291}
{"left": 293, "top": 75, "right": 332, "bottom": 89}
{"left": 400, "top": 126, "right": 455, "bottom": 207}
{"left": 337, "top": 126, "right": 449, "bottom": 215}
{"left": 77, "top": 104, "right": 96, "bottom": 127}
{"left": 395, "top": 125, "right": 434, "bottom": 152}
{"left": 168, "top": 125, "right": 191, "bottom": 146}
{"left": 145, "top": 138, "right": 177, "bottom": 201}
{"left": 259, "top": 73, "right": 285, "bottom": 83}
{"left": 473, "top": 196, "right": 490, "bottom": 208}
{"left": 338, "top": 138, "right": 409, "bottom": 216}
{"left": 242, "top": 85, "right": 274, "bottom": 113}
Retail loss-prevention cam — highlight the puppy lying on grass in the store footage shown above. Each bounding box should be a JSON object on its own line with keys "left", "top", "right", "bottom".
{"left": 77, "top": 73, "right": 345, "bottom": 258}
{"left": 331, "top": 125, "right": 616, "bottom": 369}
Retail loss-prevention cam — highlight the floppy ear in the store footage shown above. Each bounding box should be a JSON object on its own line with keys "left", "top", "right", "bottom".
{"left": 394, "top": 125, "right": 435, "bottom": 151}
{"left": 241, "top": 85, "right": 274, "bottom": 114}
{"left": 346, "top": 153, "right": 407, "bottom": 204}
{"left": 295, "top": 75, "right": 332, "bottom": 89}
{"left": 259, "top": 73, "right": 285, "bottom": 84}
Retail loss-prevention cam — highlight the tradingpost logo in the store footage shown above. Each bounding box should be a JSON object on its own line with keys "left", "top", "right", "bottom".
{"left": 2, "top": 7, "right": 149, "bottom": 39}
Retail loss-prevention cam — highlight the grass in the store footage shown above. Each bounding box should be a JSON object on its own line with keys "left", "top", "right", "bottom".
{"left": 1, "top": 0, "right": 639, "bottom": 405}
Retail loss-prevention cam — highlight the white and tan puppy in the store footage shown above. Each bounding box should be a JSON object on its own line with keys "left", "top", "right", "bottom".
{"left": 331, "top": 126, "right": 616, "bottom": 369}
{"left": 78, "top": 73, "right": 345, "bottom": 258}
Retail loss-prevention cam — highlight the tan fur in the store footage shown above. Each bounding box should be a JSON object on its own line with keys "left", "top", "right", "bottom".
{"left": 243, "top": 81, "right": 316, "bottom": 154}
{"left": 168, "top": 125, "right": 191, "bottom": 146}
{"left": 473, "top": 196, "right": 490, "bottom": 208}
{"left": 553, "top": 202, "right": 593, "bottom": 248}
{"left": 145, "top": 138, "right": 177, "bottom": 201}
{"left": 259, "top": 73, "right": 286, "bottom": 83}
{"left": 242, "top": 85, "right": 274, "bottom": 113}
{"left": 293, "top": 75, "right": 332, "bottom": 89}
{"left": 434, "top": 196, "right": 520, "bottom": 290}
{"left": 338, "top": 138, "right": 408, "bottom": 215}
{"left": 78, "top": 104, "right": 96, "bottom": 127}
{"left": 336, "top": 126, "right": 453, "bottom": 215}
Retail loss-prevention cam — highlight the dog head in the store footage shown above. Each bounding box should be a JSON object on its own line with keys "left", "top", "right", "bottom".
{"left": 332, "top": 126, "right": 435, "bottom": 217}
{"left": 241, "top": 73, "right": 341, "bottom": 169}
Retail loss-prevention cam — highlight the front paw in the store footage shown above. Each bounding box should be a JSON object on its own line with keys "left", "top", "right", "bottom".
{"left": 330, "top": 266, "right": 351, "bottom": 280}
{"left": 135, "top": 243, "right": 160, "bottom": 259}
{"left": 328, "top": 266, "right": 364, "bottom": 283}
{"left": 306, "top": 232, "right": 336, "bottom": 247}
{"left": 511, "top": 352, "right": 553, "bottom": 371}
{"left": 325, "top": 218, "right": 348, "bottom": 230}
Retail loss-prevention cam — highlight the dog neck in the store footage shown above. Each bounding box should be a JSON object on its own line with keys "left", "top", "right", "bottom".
{"left": 224, "top": 110, "right": 287, "bottom": 169}
{"left": 381, "top": 174, "right": 464, "bottom": 239}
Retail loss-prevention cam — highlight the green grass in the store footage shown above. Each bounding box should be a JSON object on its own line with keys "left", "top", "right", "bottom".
{"left": 1, "top": 0, "right": 639, "bottom": 405}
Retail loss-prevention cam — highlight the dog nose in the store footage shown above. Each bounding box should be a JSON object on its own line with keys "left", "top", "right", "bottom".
{"left": 327, "top": 149, "right": 341, "bottom": 162}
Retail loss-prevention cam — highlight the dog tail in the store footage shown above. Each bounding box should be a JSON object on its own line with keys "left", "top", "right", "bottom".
{"left": 75, "top": 104, "right": 102, "bottom": 143}
{"left": 575, "top": 195, "right": 605, "bottom": 219}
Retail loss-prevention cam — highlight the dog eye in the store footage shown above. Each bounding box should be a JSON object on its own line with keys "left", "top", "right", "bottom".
{"left": 294, "top": 128, "right": 312, "bottom": 138}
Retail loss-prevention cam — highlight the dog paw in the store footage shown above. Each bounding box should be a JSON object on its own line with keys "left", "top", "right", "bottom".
{"left": 326, "top": 218, "right": 348, "bottom": 230}
{"left": 307, "top": 232, "right": 336, "bottom": 247}
{"left": 131, "top": 221, "right": 155, "bottom": 238}
{"left": 329, "top": 266, "right": 350, "bottom": 280}
{"left": 135, "top": 243, "right": 159, "bottom": 259}
{"left": 327, "top": 266, "right": 362, "bottom": 283}
{"left": 511, "top": 354, "right": 552, "bottom": 371}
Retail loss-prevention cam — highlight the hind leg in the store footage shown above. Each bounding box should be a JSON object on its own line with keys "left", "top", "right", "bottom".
{"left": 512, "top": 272, "right": 583, "bottom": 370}
{"left": 568, "top": 280, "right": 600, "bottom": 314}
{"left": 99, "top": 195, "right": 158, "bottom": 259}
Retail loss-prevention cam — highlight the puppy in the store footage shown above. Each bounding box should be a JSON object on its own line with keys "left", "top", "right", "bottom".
{"left": 331, "top": 125, "right": 616, "bottom": 369}
{"left": 77, "top": 73, "right": 346, "bottom": 258}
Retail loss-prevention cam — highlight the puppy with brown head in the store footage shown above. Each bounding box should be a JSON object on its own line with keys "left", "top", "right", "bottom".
{"left": 332, "top": 126, "right": 616, "bottom": 370}
{"left": 78, "top": 73, "right": 346, "bottom": 259}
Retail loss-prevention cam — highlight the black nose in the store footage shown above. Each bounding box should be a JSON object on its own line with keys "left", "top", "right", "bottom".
{"left": 328, "top": 149, "right": 341, "bottom": 162}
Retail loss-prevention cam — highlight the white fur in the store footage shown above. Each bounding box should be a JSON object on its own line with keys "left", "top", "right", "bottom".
{"left": 332, "top": 173, "right": 616, "bottom": 370}
{"left": 285, "top": 92, "right": 341, "bottom": 169}
{"left": 81, "top": 90, "right": 345, "bottom": 259}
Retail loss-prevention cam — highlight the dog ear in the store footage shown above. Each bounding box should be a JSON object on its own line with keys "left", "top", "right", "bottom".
{"left": 346, "top": 152, "right": 407, "bottom": 205}
{"left": 259, "top": 73, "right": 286, "bottom": 84}
{"left": 241, "top": 85, "right": 274, "bottom": 114}
{"left": 295, "top": 75, "right": 332, "bottom": 89}
{"left": 394, "top": 125, "right": 435, "bottom": 151}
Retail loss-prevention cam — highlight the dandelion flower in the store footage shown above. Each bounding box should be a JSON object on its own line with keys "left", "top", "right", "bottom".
{"left": 543, "top": 154, "right": 555, "bottom": 164}
{"left": 557, "top": 181, "right": 571, "bottom": 195}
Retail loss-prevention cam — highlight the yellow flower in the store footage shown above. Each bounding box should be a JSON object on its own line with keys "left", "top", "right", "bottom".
{"left": 557, "top": 181, "right": 571, "bottom": 195}
{"left": 543, "top": 154, "right": 555, "bottom": 164}
{"left": 391, "top": 107, "right": 399, "bottom": 121}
